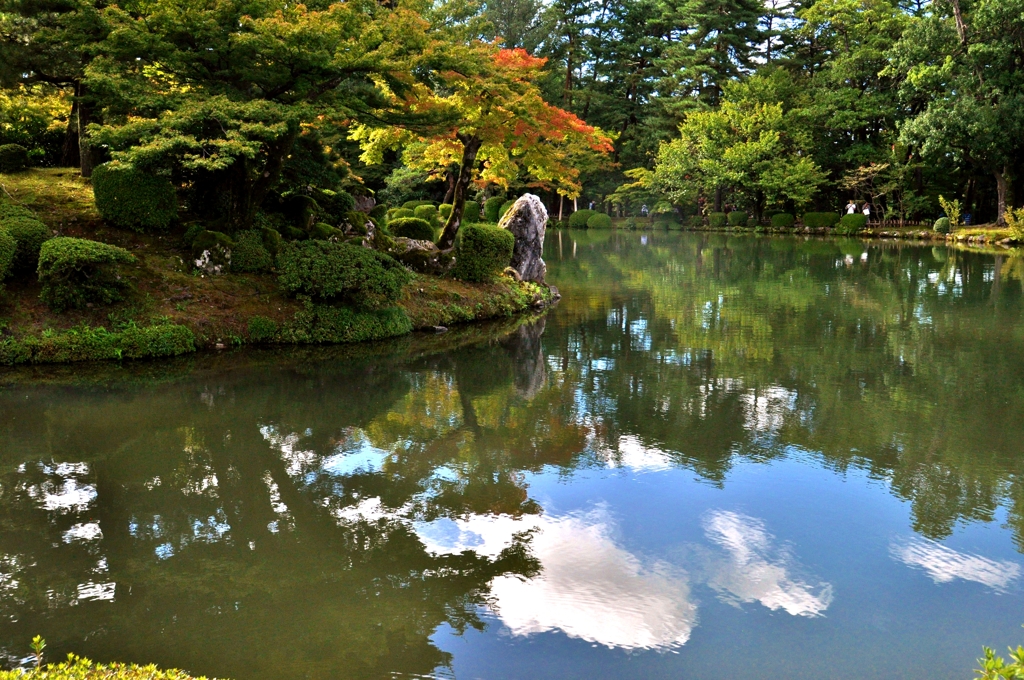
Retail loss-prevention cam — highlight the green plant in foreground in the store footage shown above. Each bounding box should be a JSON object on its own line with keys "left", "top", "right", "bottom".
{"left": 587, "top": 213, "right": 613, "bottom": 229}
{"left": 37, "top": 237, "right": 136, "bottom": 312}
{"left": 939, "top": 195, "right": 962, "bottom": 228}
{"left": 836, "top": 213, "right": 867, "bottom": 235}
{"left": 934, "top": 216, "right": 951, "bottom": 234}
{"left": 1005, "top": 207, "right": 1024, "bottom": 241}
{"left": 92, "top": 162, "right": 178, "bottom": 233}
{"left": 277, "top": 240, "right": 410, "bottom": 307}
{"left": 977, "top": 629, "right": 1024, "bottom": 679}
{"left": 453, "top": 224, "right": 514, "bottom": 282}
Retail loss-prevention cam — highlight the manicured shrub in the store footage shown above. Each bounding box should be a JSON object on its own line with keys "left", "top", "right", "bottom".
{"left": 463, "top": 200, "right": 481, "bottom": 222}
{"left": 37, "top": 237, "right": 136, "bottom": 312}
{"left": 933, "top": 217, "right": 951, "bottom": 234}
{"left": 281, "top": 225, "right": 308, "bottom": 241}
{"left": 771, "top": 213, "right": 796, "bottom": 228}
{"left": 182, "top": 223, "right": 205, "bottom": 248}
{"left": 261, "top": 227, "right": 284, "bottom": 254}
{"left": 0, "top": 144, "right": 29, "bottom": 173}
{"left": 231, "top": 230, "right": 274, "bottom": 272}
{"left": 728, "top": 211, "right": 748, "bottom": 227}
{"left": 484, "top": 196, "right": 505, "bottom": 223}
{"left": 709, "top": 212, "right": 728, "bottom": 228}
{"left": 0, "top": 202, "right": 35, "bottom": 221}
{"left": 568, "top": 209, "right": 597, "bottom": 228}
{"left": 92, "top": 162, "right": 178, "bottom": 232}
{"left": 453, "top": 224, "right": 515, "bottom": 282}
{"left": 369, "top": 204, "right": 389, "bottom": 223}
{"left": 191, "top": 230, "right": 234, "bottom": 254}
{"left": 391, "top": 207, "right": 415, "bottom": 220}
{"left": 402, "top": 200, "right": 434, "bottom": 210}
{"left": 414, "top": 204, "right": 439, "bottom": 225}
{"left": 0, "top": 226, "right": 15, "bottom": 281}
{"left": 387, "top": 217, "right": 435, "bottom": 241}
{"left": 278, "top": 301, "right": 412, "bottom": 345}
{"left": 314, "top": 188, "right": 355, "bottom": 221}
{"left": 439, "top": 203, "right": 453, "bottom": 220}
{"left": 802, "top": 212, "right": 840, "bottom": 228}
{"left": 310, "top": 222, "right": 343, "bottom": 241}
{"left": 277, "top": 240, "right": 411, "bottom": 307}
{"left": 836, "top": 213, "right": 868, "bottom": 235}
{"left": 587, "top": 213, "right": 613, "bottom": 229}
{"left": 248, "top": 315, "right": 279, "bottom": 342}
{"left": 499, "top": 199, "right": 516, "bottom": 220}
{"left": 2, "top": 216, "right": 50, "bottom": 273}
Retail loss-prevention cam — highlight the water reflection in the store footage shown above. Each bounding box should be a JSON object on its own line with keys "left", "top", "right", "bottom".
{"left": 0, "top": 233, "right": 1023, "bottom": 678}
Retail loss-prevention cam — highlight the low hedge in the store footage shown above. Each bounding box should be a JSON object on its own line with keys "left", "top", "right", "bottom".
{"left": 0, "top": 143, "right": 29, "bottom": 173}
{"left": 835, "top": 213, "right": 868, "bottom": 235}
{"left": 568, "top": 209, "right": 597, "bottom": 228}
{"left": 453, "top": 224, "right": 515, "bottom": 282}
{"left": 709, "top": 212, "right": 728, "bottom": 228}
{"left": 587, "top": 213, "right": 613, "bottom": 229}
{"left": 934, "top": 217, "right": 951, "bottom": 234}
{"left": 2, "top": 216, "right": 50, "bottom": 273}
{"left": 771, "top": 213, "right": 796, "bottom": 228}
{"left": 0, "top": 323, "right": 195, "bottom": 365}
{"left": 463, "top": 200, "right": 481, "bottom": 222}
{"left": 727, "top": 211, "right": 748, "bottom": 227}
{"left": 0, "top": 654, "right": 209, "bottom": 679}
{"left": 387, "top": 217, "right": 435, "bottom": 241}
{"left": 802, "top": 212, "right": 840, "bottom": 228}
{"left": 278, "top": 301, "right": 412, "bottom": 345}
{"left": 37, "top": 237, "right": 136, "bottom": 312}
{"left": 484, "top": 197, "right": 505, "bottom": 223}
{"left": 277, "top": 240, "right": 411, "bottom": 307}
{"left": 0, "top": 226, "right": 15, "bottom": 281}
{"left": 92, "top": 162, "right": 178, "bottom": 232}
{"left": 231, "top": 230, "right": 274, "bottom": 273}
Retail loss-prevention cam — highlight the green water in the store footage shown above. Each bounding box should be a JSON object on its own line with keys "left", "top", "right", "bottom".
{"left": 2, "top": 230, "right": 1023, "bottom": 679}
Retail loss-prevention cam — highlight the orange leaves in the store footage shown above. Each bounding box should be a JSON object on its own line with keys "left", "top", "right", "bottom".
{"left": 494, "top": 48, "right": 548, "bottom": 72}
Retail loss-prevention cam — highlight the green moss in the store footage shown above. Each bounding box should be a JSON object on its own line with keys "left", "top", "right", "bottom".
{"left": 499, "top": 199, "right": 515, "bottom": 220}
{"left": 182, "top": 223, "right": 205, "bottom": 247}
{"left": 0, "top": 143, "right": 29, "bottom": 173}
{"left": 310, "top": 222, "right": 343, "bottom": 240}
{"left": 277, "top": 240, "right": 411, "bottom": 307}
{"left": 484, "top": 196, "right": 504, "bottom": 223}
{"left": 231, "top": 230, "right": 274, "bottom": 272}
{"left": 587, "top": 213, "right": 613, "bottom": 229}
{"left": 190, "top": 230, "right": 234, "bottom": 254}
{"left": 803, "top": 212, "right": 840, "bottom": 228}
{"left": 37, "top": 237, "right": 136, "bottom": 312}
{"left": 0, "top": 323, "right": 195, "bottom": 365}
{"left": 453, "top": 224, "right": 515, "bottom": 282}
{"left": 387, "top": 217, "right": 435, "bottom": 241}
{"left": 278, "top": 301, "right": 412, "bottom": 344}
{"left": 2, "top": 215, "right": 50, "bottom": 273}
{"left": 771, "top": 213, "right": 796, "bottom": 228}
{"left": 92, "top": 162, "right": 178, "bottom": 232}
{"left": 390, "top": 207, "right": 415, "bottom": 220}
{"left": 0, "top": 201, "right": 35, "bottom": 221}
{"left": 568, "top": 209, "right": 597, "bottom": 228}
{"left": 0, "top": 225, "right": 15, "bottom": 281}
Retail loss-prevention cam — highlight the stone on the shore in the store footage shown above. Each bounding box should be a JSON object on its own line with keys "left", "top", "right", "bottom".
{"left": 498, "top": 194, "right": 547, "bottom": 283}
{"left": 385, "top": 236, "right": 455, "bottom": 275}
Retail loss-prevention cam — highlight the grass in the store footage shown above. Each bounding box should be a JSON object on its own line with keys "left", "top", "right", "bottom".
{"left": 0, "top": 169, "right": 553, "bottom": 364}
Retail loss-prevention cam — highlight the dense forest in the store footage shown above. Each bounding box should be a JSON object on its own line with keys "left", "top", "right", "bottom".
{"left": 0, "top": 0, "right": 1021, "bottom": 227}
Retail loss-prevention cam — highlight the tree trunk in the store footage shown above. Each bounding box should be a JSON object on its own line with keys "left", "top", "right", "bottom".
{"left": 443, "top": 169, "right": 456, "bottom": 204}
{"left": 230, "top": 129, "right": 298, "bottom": 231}
{"left": 438, "top": 133, "right": 483, "bottom": 250}
{"left": 62, "top": 92, "right": 81, "bottom": 168}
{"left": 77, "top": 82, "right": 94, "bottom": 178}
{"left": 714, "top": 187, "right": 723, "bottom": 212}
{"left": 996, "top": 168, "right": 1008, "bottom": 225}
{"left": 558, "top": 195, "right": 564, "bottom": 221}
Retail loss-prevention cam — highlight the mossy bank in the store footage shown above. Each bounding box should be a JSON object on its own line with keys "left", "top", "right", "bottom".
{"left": 0, "top": 170, "right": 555, "bottom": 366}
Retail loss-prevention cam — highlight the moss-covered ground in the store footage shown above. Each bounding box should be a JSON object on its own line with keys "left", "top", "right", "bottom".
{"left": 0, "top": 169, "right": 554, "bottom": 365}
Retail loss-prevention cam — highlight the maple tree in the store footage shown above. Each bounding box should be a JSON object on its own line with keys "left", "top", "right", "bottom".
{"left": 352, "top": 45, "right": 613, "bottom": 249}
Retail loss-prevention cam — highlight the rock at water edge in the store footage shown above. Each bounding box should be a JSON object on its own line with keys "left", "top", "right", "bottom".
{"left": 499, "top": 194, "right": 547, "bottom": 283}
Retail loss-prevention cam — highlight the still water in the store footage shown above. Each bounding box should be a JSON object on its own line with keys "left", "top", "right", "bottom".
{"left": 2, "top": 230, "right": 1024, "bottom": 679}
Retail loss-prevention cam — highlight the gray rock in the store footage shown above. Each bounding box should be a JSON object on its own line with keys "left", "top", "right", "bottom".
{"left": 498, "top": 194, "right": 547, "bottom": 283}
{"left": 385, "top": 236, "right": 455, "bottom": 275}
{"left": 353, "top": 195, "right": 376, "bottom": 213}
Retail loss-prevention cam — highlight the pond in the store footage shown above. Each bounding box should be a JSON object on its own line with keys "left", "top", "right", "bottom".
{"left": 1, "top": 230, "right": 1023, "bottom": 679}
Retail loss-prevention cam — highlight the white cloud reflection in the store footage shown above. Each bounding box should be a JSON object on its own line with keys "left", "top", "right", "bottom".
{"left": 701, "top": 510, "right": 833, "bottom": 617}
{"left": 890, "top": 537, "right": 1020, "bottom": 591}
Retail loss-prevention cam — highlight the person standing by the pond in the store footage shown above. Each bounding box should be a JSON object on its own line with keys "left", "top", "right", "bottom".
{"left": 847, "top": 200, "right": 858, "bottom": 215}
{"left": 862, "top": 202, "right": 872, "bottom": 221}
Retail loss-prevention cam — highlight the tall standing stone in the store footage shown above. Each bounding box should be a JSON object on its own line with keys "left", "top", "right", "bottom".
{"left": 498, "top": 194, "right": 547, "bottom": 283}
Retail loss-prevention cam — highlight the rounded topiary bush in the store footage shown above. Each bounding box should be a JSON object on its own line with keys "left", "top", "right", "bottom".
{"left": 439, "top": 203, "right": 453, "bottom": 220}
{"left": 2, "top": 216, "right": 50, "bottom": 273}
{"left": 587, "top": 213, "right": 613, "bottom": 229}
{"left": 182, "top": 223, "right": 205, "bottom": 248}
{"left": 402, "top": 200, "right": 433, "bottom": 210}
{"left": 709, "top": 212, "right": 728, "bottom": 228}
{"left": 0, "top": 226, "right": 15, "bottom": 281}
{"left": 727, "top": 211, "right": 748, "bottom": 227}
{"left": 934, "top": 217, "right": 951, "bottom": 234}
{"left": 314, "top": 189, "right": 355, "bottom": 222}
{"left": 771, "top": 213, "right": 796, "bottom": 228}
{"left": 388, "top": 217, "right": 435, "bottom": 241}
{"left": 92, "top": 162, "right": 177, "bottom": 232}
{"left": 463, "top": 200, "right": 481, "bottom": 222}
{"left": 390, "top": 208, "right": 415, "bottom": 220}
{"left": 568, "top": 209, "right": 597, "bottom": 228}
{"left": 310, "top": 222, "right": 344, "bottom": 241}
{"left": 369, "top": 204, "right": 389, "bottom": 223}
{"left": 37, "top": 237, "right": 136, "bottom": 311}
{"left": 484, "top": 197, "right": 505, "bottom": 223}
{"left": 802, "top": 212, "right": 840, "bottom": 229}
{"left": 0, "top": 144, "right": 29, "bottom": 173}
{"left": 499, "top": 200, "right": 516, "bottom": 220}
{"left": 836, "top": 213, "right": 868, "bottom": 235}
{"left": 453, "top": 224, "right": 515, "bottom": 282}
{"left": 231, "top": 230, "right": 274, "bottom": 273}
{"left": 414, "top": 204, "right": 439, "bottom": 225}
{"left": 277, "top": 240, "right": 411, "bottom": 308}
